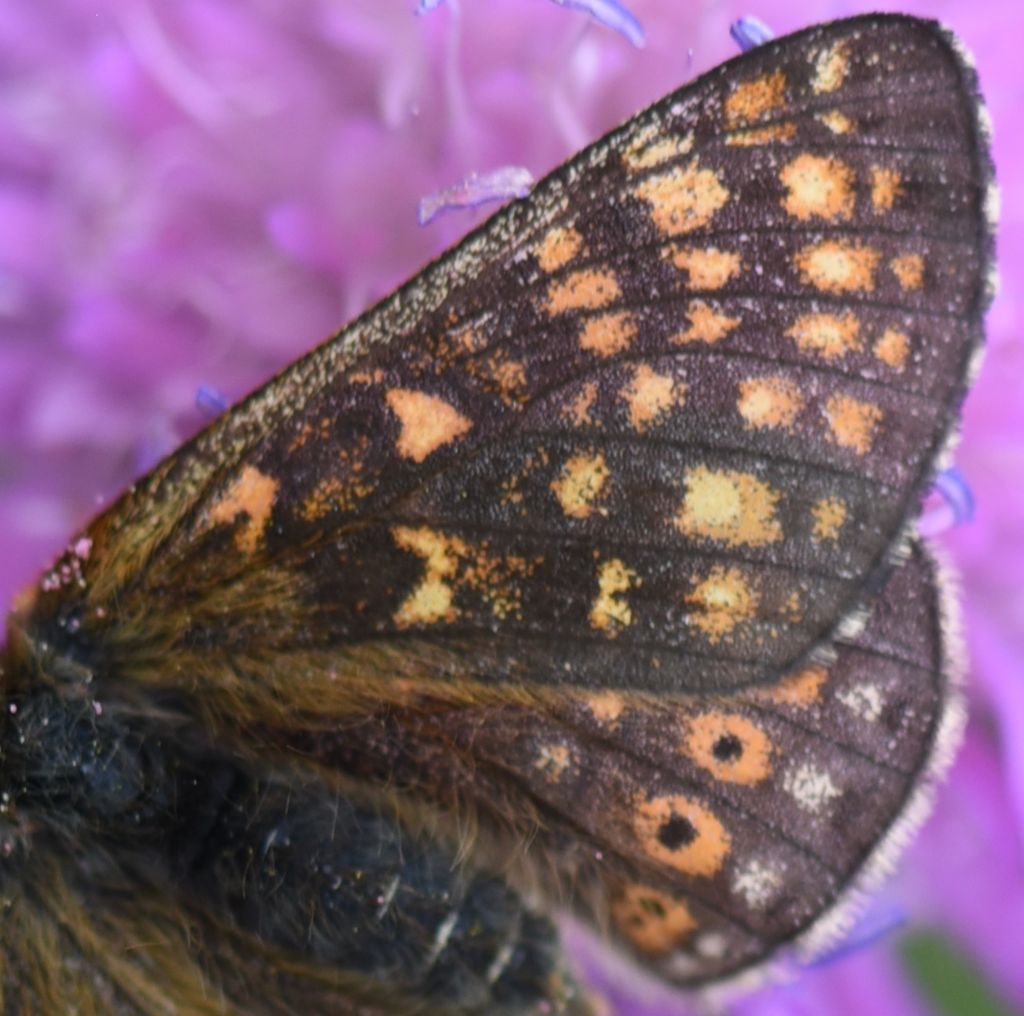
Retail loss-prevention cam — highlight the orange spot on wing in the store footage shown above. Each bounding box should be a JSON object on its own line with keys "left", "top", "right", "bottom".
{"left": 668, "top": 246, "right": 742, "bottom": 290}
{"left": 786, "top": 311, "right": 861, "bottom": 360}
{"left": 780, "top": 153, "right": 855, "bottom": 222}
{"left": 795, "top": 240, "right": 880, "bottom": 293}
{"left": 890, "top": 254, "right": 924, "bottom": 291}
{"left": 811, "top": 496, "right": 847, "bottom": 542}
{"left": 683, "top": 712, "right": 772, "bottom": 785}
{"left": 579, "top": 311, "right": 637, "bottom": 357}
{"left": 874, "top": 327, "right": 911, "bottom": 369}
{"left": 621, "top": 365, "right": 680, "bottom": 432}
{"left": 817, "top": 110, "right": 853, "bottom": 134}
{"left": 725, "top": 122, "right": 797, "bottom": 146}
{"left": 535, "top": 225, "right": 583, "bottom": 272}
{"left": 633, "top": 161, "right": 730, "bottom": 236}
{"left": 488, "top": 357, "right": 529, "bottom": 404}
{"left": 551, "top": 451, "right": 609, "bottom": 519}
{"left": 676, "top": 466, "right": 782, "bottom": 548}
{"left": 760, "top": 665, "right": 828, "bottom": 708}
{"left": 534, "top": 744, "right": 572, "bottom": 783}
{"left": 870, "top": 166, "right": 902, "bottom": 212}
{"left": 391, "top": 526, "right": 466, "bottom": 628}
{"left": 725, "top": 70, "right": 787, "bottom": 126}
{"left": 622, "top": 121, "right": 694, "bottom": 171}
{"left": 824, "top": 393, "right": 883, "bottom": 454}
{"left": 590, "top": 558, "right": 638, "bottom": 634}
{"left": 674, "top": 300, "right": 740, "bottom": 345}
{"left": 208, "top": 466, "right": 278, "bottom": 553}
{"left": 686, "top": 566, "right": 760, "bottom": 643}
{"left": 633, "top": 794, "right": 731, "bottom": 877}
{"left": 585, "top": 691, "right": 626, "bottom": 725}
{"left": 546, "top": 269, "right": 621, "bottom": 314}
{"left": 737, "top": 376, "right": 804, "bottom": 430}
{"left": 385, "top": 389, "right": 472, "bottom": 463}
{"left": 392, "top": 527, "right": 539, "bottom": 627}
{"left": 562, "top": 382, "right": 598, "bottom": 427}
{"left": 612, "top": 886, "right": 697, "bottom": 955}
{"left": 810, "top": 40, "right": 850, "bottom": 94}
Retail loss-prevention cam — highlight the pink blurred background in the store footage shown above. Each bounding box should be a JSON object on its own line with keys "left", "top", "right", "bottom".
{"left": 1, "top": 2, "right": 1022, "bottom": 1014}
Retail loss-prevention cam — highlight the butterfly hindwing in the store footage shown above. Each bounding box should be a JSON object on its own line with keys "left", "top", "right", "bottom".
{"left": 290, "top": 540, "right": 956, "bottom": 986}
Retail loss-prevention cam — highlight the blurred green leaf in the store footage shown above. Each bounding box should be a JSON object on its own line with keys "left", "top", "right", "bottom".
{"left": 900, "top": 929, "right": 1021, "bottom": 1016}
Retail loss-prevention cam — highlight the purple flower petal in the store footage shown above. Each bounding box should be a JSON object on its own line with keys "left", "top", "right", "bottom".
{"left": 730, "top": 15, "right": 776, "bottom": 52}
{"left": 418, "top": 165, "right": 534, "bottom": 225}
{"left": 919, "top": 467, "right": 976, "bottom": 536}
{"left": 548, "top": 0, "right": 645, "bottom": 49}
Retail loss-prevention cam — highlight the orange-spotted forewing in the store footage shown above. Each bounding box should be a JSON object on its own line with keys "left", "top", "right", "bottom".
{"left": 0, "top": 15, "right": 994, "bottom": 1015}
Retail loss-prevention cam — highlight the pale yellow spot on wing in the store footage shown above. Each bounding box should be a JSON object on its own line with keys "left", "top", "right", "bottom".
{"left": 667, "top": 246, "right": 742, "bottom": 290}
{"left": 824, "top": 393, "right": 883, "bottom": 454}
{"left": 870, "top": 166, "right": 902, "bottom": 212}
{"left": 811, "top": 40, "right": 850, "bottom": 94}
{"left": 622, "top": 365, "right": 680, "bottom": 432}
{"left": 726, "top": 122, "right": 797, "bottom": 146}
{"left": 633, "top": 794, "right": 731, "bottom": 877}
{"left": 585, "top": 691, "right": 626, "bottom": 725}
{"left": 674, "top": 301, "right": 740, "bottom": 345}
{"left": 623, "top": 121, "right": 695, "bottom": 171}
{"left": 612, "top": 886, "right": 697, "bottom": 955}
{"left": 725, "top": 70, "right": 787, "bottom": 125}
{"left": 890, "top": 254, "right": 924, "bottom": 291}
{"left": 795, "top": 240, "right": 880, "bottom": 293}
{"left": 760, "top": 665, "right": 827, "bottom": 708}
{"left": 817, "top": 110, "right": 853, "bottom": 134}
{"left": 874, "top": 327, "right": 911, "bottom": 369}
{"left": 391, "top": 526, "right": 467, "bottom": 628}
{"left": 590, "top": 558, "right": 638, "bottom": 634}
{"left": 676, "top": 466, "right": 781, "bottom": 548}
{"left": 545, "top": 269, "right": 621, "bottom": 314}
{"left": 535, "top": 225, "right": 583, "bottom": 272}
{"left": 551, "top": 451, "right": 609, "bottom": 519}
{"left": 687, "top": 566, "right": 760, "bottom": 643}
{"left": 534, "top": 744, "right": 571, "bottom": 783}
{"left": 633, "top": 161, "right": 730, "bottom": 236}
{"left": 392, "top": 527, "right": 538, "bottom": 626}
{"left": 737, "top": 376, "right": 804, "bottom": 430}
{"left": 385, "top": 388, "right": 472, "bottom": 463}
{"left": 780, "top": 153, "right": 855, "bottom": 222}
{"left": 811, "top": 496, "right": 847, "bottom": 542}
{"left": 579, "top": 311, "right": 636, "bottom": 357}
{"left": 683, "top": 712, "right": 772, "bottom": 786}
{"left": 786, "top": 311, "right": 861, "bottom": 360}
{"left": 208, "top": 466, "right": 278, "bottom": 553}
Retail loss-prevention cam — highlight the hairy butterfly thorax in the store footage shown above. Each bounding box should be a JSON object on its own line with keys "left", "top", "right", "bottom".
{"left": 0, "top": 12, "right": 995, "bottom": 1016}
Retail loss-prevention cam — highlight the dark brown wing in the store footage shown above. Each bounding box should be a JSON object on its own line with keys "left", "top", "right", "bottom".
{"left": 281, "top": 540, "right": 960, "bottom": 986}
{"left": 14, "top": 15, "right": 992, "bottom": 715}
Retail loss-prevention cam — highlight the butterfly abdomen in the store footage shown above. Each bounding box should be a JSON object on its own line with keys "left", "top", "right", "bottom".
{"left": 0, "top": 677, "right": 570, "bottom": 1014}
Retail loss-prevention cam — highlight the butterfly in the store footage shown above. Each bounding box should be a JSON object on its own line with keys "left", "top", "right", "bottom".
{"left": 0, "top": 13, "right": 995, "bottom": 1015}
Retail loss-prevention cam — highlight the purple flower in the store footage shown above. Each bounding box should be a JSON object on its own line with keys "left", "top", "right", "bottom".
{"left": 1, "top": 3, "right": 1022, "bottom": 1015}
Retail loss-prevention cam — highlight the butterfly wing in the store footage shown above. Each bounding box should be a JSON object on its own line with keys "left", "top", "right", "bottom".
{"left": 13, "top": 15, "right": 992, "bottom": 716}
{"left": 287, "top": 539, "right": 960, "bottom": 985}
{"left": 4, "top": 14, "right": 990, "bottom": 1006}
